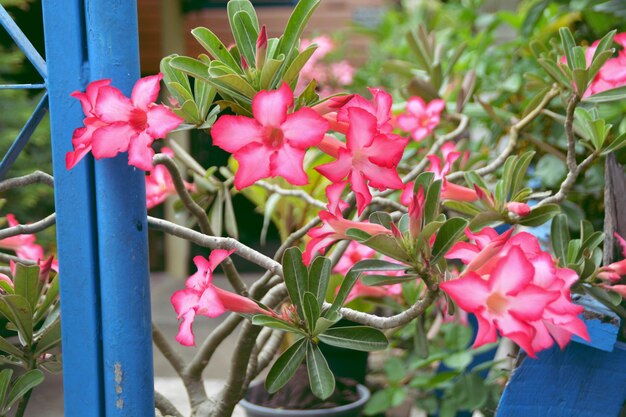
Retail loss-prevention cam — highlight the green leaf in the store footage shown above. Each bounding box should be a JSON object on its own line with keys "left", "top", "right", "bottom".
{"left": 424, "top": 179, "right": 442, "bottom": 223}
{"left": 537, "top": 58, "right": 571, "bottom": 88}
{"left": 306, "top": 343, "right": 335, "bottom": 400}
{"left": 227, "top": 0, "right": 260, "bottom": 32}
{"left": 318, "top": 326, "right": 388, "bottom": 352}
{"left": 350, "top": 259, "right": 407, "bottom": 273}
{"left": 510, "top": 151, "right": 535, "bottom": 197}
{"left": 5, "top": 369, "right": 44, "bottom": 411}
{"left": 308, "top": 257, "right": 331, "bottom": 310}
{"left": 583, "top": 85, "right": 626, "bottom": 103}
{"left": 443, "top": 351, "right": 473, "bottom": 370}
{"left": 277, "top": 0, "right": 321, "bottom": 57}
{"left": 369, "top": 211, "right": 393, "bottom": 229}
{"left": 551, "top": 214, "right": 570, "bottom": 263}
{"left": 469, "top": 211, "right": 502, "bottom": 231}
{"left": 191, "top": 27, "right": 241, "bottom": 71}
{"left": 463, "top": 171, "right": 488, "bottom": 190}
{"left": 13, "top": 263, "right": 41, "bottom": 311}
{"left": 361, "top": 274, "right": 417, "bottom": 287}
{"left": 572, "top": 68, "right": 588, "bottom": 96}
{"left": 282, "top": 247, "right": 308, "bottom": 319}
{"left": 231, "top": 11, "right": 258, "bottom": 69}
{"left": 559, "top": 27, "right": 577, "bottom": 70}
{"left": 353, "top": 233, "right": 410, "bottom": 263}
{"left": 169, "top": 56, "right": 211, "bottom": 83}
{"left": 443, "top": 201, "right": 481, "bottom": 216}
{"left": 431, "top": 218, "right": 469, "bottom": 262}
{"left": 0, "top": 336, "right": 23, "bottom": 359}
{"left": 260, "top": 57, "right": 284, "bottom": 89}
{"left": 302, "top": 292, "right": 320, "bottom": 332}
{"left": 591, "top": 29, "right": 616, "bottom": 62}
{"left": 327, "top": 269, "right": 361, "bottom": 318}
{"left": 518, "top": 204, "right": 560, "bottom": 227}
{"left": 602, "top": 131, "right": 626, "bottom": 155}
{"left": 0, "top": 296, "right": 32, "bottom": 346}
{"left": 282, "top": 45, "right": 317, "bottom": 88}
{"left": 0, "top": 368, "right": 12, "bottom": 411}
{"left": 265, "top": 338, "right": 307, "bottom": 393}
{"left": 579, "top": 231, "right": 605, "bottom": 259}
{"left": 364, "top": 387, "right": 406, "bottom": 416}
{"left": 34, "top": 318, "right": 61, "bottom": 356}
{"left": 414, "top": 316, "right": 429, "bottom": 359}
{"left": 251, "top": 314, "right": 304, "bottom": 333}
{"left": 588, "top": 49, "right": 614, "bottom": 82}
{"left": 313, "top": 316, "right": 339, "bottom": 336}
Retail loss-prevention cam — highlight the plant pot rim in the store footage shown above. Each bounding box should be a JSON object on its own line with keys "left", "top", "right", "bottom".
{"left": 239, "top": 381, "right": 370, "bottom": 416}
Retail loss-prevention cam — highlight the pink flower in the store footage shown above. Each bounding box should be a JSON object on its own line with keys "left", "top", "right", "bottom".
{"left": 211, "top": 83, "right": 328, "bottom": 189}
{"left": 598, "top": 233, "right": 626, "bottom": 282}
{"left": 336, "top": 88, "right": 394, "bottom": 134}
{"left": 443, "top": 228, "right": 589, "bottom": 356}
{"left": 67, "top": 74, "right": 183, "bottom": 171}
{"left": 426, "top": 152, "right": 477, "bottom": 202}
{"left": 507, "top": 202, "right": 531, "bottom": 217}
{"left": 0, "top": 214, "right": 45, "bottom": 262}
{"left": 145, "top": 148, "right": 195, "bottom": 209}
{"left": 316, "top": 108, "right": 407, "bottom": 214}
{"left": 303, "top": 185, "right": 391, "bottom": 265}
{"left": 171, "top": 250, "right": 275, "bottom": 346}
{"left": 397, "top": 97, "right": 445, "bottom": 141}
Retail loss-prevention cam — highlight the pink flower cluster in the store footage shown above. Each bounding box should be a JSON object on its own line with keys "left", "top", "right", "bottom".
{"left": 396, "top": 97, "right": 445, "bottom": 142}
{"left": 67, "top": 74, "right": 183, "bottom": 171}
{"left": 441, "top": 227, "right": 589, "bottom": 357}
{"left": 297, "top": 35, "right": 355, "bottom": 95}
{"left": 145, "top": 147, "right": 195, "bottom": 209}
{"left": 171, "top": 249, "right": 276, "bottom": 346}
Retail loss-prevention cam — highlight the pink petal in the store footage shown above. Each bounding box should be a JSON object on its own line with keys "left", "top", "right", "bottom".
{"left": 406, "top": 97, "right": 426, "bottom": 115}
{"left": 146, "top": 105, "right": 183, "bottom": 138}
{"left": 325, "top": 181, "right": 348, "bottom": 214}
{"left": 490, "top": 246, "right": 534, "bottom": 295}
{"left": 426, "top": 99, "right": 445, "bottom": 115}
{"left": 345, "top": 108, "right": 377, "bottom": 150}
{"left": 360, "top": 163, "right": 404, "bottom": 191}
{"left": 175, "top": 309, "right": 197, "bottom": 346}
{"left": 208, "top": 249, "right": 236, "bottom": 272}
{"left": 615, "top": 233, "right": 626, "bottom": 258}
{"left": 71, "top": 79, "right": 112, "bottom": 116}
{"left": 252, "top": 83, "right": 293, "bottom": 127}
{"left": 211, "top": 115, "right": 264, "bottom": 153}
{"left": 214, "top": 286, "right": 270, "bottom": 316}
{"left": 440, "top": 271, "right": 491, "bottom": 313}
{"left": 396, "top": 114, "right": 418, "bottom": 132}
{"left": 171, "top": 288, "right": 200, "bottom": 317}
{"left": 445, "top": 242, "right": 480, "bottom": 264}
{"left": 365, "top": 134, "right": 408, "bottom": 167}
{"left": 131, "top": 74, "right": 163, "bottom": 110}
{"left": 128, "top": 132, "right": 156, "bottom": 171}
{"left": 270, "top": 144, "right": 309, "bottom": 185}
{"left": 197, "top": 286, "right": 227, "bottom": 318}
{"left": 94, "top": 86, "right": 134, "bottom": 123}
{"left": 232, "top": 143, "right": 273, "bottom": 189}
{"left": 473, "top": 310, "right": 498, "bottom": 347}
{"left": 90, "top": 123, "right": 134, "bottom": 159}
{"left": 281, "top": 107, "right": 328, "bottom": 148}
{"left": 350, "top": 170, "right": 372, "bottom": 215}
{"left": 186, "top": 255, "right": 213, "bottom": 290}
{"left": 316, "top": 149, "right": 353, "bottom": 183}
{"left": 508, "top": 285, "right": 559, "bottom": 321}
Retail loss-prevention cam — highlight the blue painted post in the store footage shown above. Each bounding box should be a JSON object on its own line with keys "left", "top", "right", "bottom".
{"left": 41, "top": 1, "right": 105, "bottom": 416}
{"left": 84, "top": 1, "right": 155, "bottom": 415}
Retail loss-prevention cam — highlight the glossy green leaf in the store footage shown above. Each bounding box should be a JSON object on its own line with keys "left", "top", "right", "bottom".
{"left": 510, "top": 151, "right": 535, "bottom": 197}
{"left": 318, "top": 326, "right": 388, "bottom": 352}
{"left": 227, "top": 0, "right": 260, "bottom": 32}
{"left": 302, "top": 292, "right": 320, "bottom": 332}
{"left": 350, "top": 259, "right": 407, "bottom": 273}
{"left": 282, "top": 45, "right": 317, "bottom": 88}
{"left": 361, "top": 274, "right": 418, "bottom": 287}
{"left": 265, "top": 338, "right": 307, "bottom": 393}
{"left": 583, "top": 85, "right": 626, "bottom": 103}
{"left": 169, "top": 56, "right": 211, "bottom": 83}
{"left": 251, "top": 315, "right": 304, "bottom": 334}
{"left": 602, "top": 131, "right": 626, "bottom": 155}
{"left": 431, "top": 218, "right": 469, "bottom": 262}
{"left": 559, "top": 27, "right": 576, "bottom": 69}
{"left": 518, "top": 204, "right": 560, "bottom": 227}
{"left": 13, "top": 263, "right": 41, "bottom": 311}
{"left": 326, "top": 269, "right": 361, "bottom": 318}
{"left": 308, "top": 257, "right": 331, "bottom": 309}
{"left": 313, "top": 316, "right": 339, "bottom": 336}
{"left": 369, "top": 211, "right": 393, "bottom": 229}
{"left": 0, "top": 295, "right": 32, "bottom": 346}
{"left": 231, "top": 11, "right": 258, "bottom": 69}
{"left": 191, "top": 27, "right": 241, "bottom": 70}
{"left": 0, "top": 336, "right": 23, "bottom": 358}
{"left": 572, "top": 68, "right": 588, "bottom": 96}
{"left": 34, "top": 319, "right": 61, "bottom": 357}
{"left": 306, "top": 343, "right": 335, "bottom": 400}
{"left": 5, "top": 369, "right": 44, "bottom": 411}
{"left": 282, "top": 247, "right": 308, "bottom": 319}
{"left": 423, "top": 179, "right": 442, "bottom": 223}
{"left": 277, "top": 0, "right": 321, "bottom": 57}
{"left": 351, "top": 232, "right": 410, "bottom": 263}
{"left": 551, "top": 214, "right": 570, "bottom": 263}
{"left": 260, "top": 57, "right": 284, "bottom": 89}
{"left": 443, "top": 200, "right": 481, "bottom": 216}
{"left": 0, "top": 368, "right": 12, "bottom": 411}
{"left": 537, "top": 58, "right": 571, "bottom": 88}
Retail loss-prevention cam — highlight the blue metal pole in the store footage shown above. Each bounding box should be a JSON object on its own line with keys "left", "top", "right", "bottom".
{"left": 41, "top": 1, "right": 105, "bottom": 415}
{"left": 84, "top": 1, "right": 155, "bottom": 415}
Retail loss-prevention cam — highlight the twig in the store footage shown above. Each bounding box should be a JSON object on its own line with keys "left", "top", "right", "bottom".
{"left": 147, "top": 216, "right": 282, "bottom": 277}
{"left": 447, "top": 85, "right": 560, "bottom": 181}
{"left": 153, "top": 155, "right": 248, "bottom": 296}
{"left": 0, "top": 171, "right": 54, "bottom": 191}
{"left": 255, "top": 180, "right": 327, "bottom": 209}
{"left": 155, "top": 391, "right": 184, "bottom": 417}
{"left": 0, "top": 253, "right": 36, "bottom": 265}
{"left": 537, "top": 152, "right": 598, "bottom": 206}
{"left": 0, "top": 213, "right": 56, "bottom": 240}
{"left": 152, "top": 323, "right": 185, "bottom": 375}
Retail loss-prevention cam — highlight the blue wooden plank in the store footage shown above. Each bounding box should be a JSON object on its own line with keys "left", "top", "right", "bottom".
{"left": 84, "top": 1, "right": 155, "bottom": 415}
{"left": 497, "top": 342, "right": 626, "bottom": 417}
{"left": 41, "top": 0, "right": 105, "bottom": 415}
{"left": 0, "top": 5, "right": 47, "bottom": 79}
{"left": 571, "top": 294, "right": 620, "bottom": 352}
{"left": 0, "top": 93, "right": 48, "bottom": 180}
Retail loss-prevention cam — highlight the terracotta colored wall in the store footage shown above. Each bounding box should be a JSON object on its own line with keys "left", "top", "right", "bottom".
{"left": 138, "top": 0, "right": 390, "bottom": 73}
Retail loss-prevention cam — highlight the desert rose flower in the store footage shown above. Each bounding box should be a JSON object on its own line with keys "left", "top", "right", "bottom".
{"left": 171, "top": 250, "right": 276, "bottom": 346}
{"left": 397, "top": 97, "right": 445, "bottom": 141}
{"left": 427, "top": 152, "right": 478, "bottom": 202}
{"left": 316, "top": 107, "right": 407, "bottom": 214}
{"left": 336, "top": 88, "right": 394, "bottom": 134}
{"left": 211, "top": 83, "right": 328, "bottom": 189}
{"left": 507, "top": 202, "right": 531, "bottom": 217}
{"left": 145, "top": 148, "right": 195, "bottom": 209}
{"left": 0, "top": 214, "right": 46, "bottom": 262}
{"left": 67, "top": 74, "right": 183, "bottom": 171}
{"left": 443, "top": 228, "right": 589, "bottom": 355}
{"left": 598, "top": 233, "right": 626, "bottom": 282}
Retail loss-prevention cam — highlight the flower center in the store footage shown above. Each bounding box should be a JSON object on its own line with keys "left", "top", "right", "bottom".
{"left": 486, "top": 292, "right": 508, "bottom": 314}
{"left": 264, "top": 126, "right": 285, "bottom": 148}
{"left": 129, "top": 108, "right": 148, "bottom": 131}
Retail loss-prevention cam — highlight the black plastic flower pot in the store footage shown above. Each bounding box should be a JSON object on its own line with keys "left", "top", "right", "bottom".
{"left": 239, "top": 381, "right": 370, "bottom": 417}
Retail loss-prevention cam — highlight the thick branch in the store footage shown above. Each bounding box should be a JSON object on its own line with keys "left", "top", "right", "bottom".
{"left": 0, "top": 213, "right": 56, "bottom": 240}
{"left": 152, "top": 323, "right": 185, "bottom": 375}
{"left": 0, "top": 171, "right": 54, "bottom": 191}
{"left": 147, "top": 216, "right": 282, "bottom": 276}
{"left": 155, "top": 391, "right": 184, "bottom": 417}
{"left": 153, "top": 154, "right": 248, "bottom": 296}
